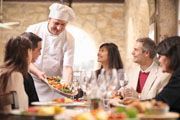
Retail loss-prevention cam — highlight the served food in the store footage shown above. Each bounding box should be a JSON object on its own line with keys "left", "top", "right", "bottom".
{"left": 46, "top": 76, "right": 77, "bottom": 96}
{"left": 126, "top": 99, "right": 169, "bottom": 114}
{"left": 108, "top": 112, "right": 127, "bottom": 120}
{"left": 73, "top": 109, "right": 108, "bottom": 120}
{"left": 22, "top": 106, "right": 64, "bottom": 116}
{"left": 144, "top": 100, "right": 169, "bottom": 115}
{"left": 111, "top": 106, "right": 138, "bottom": 119}
{"left": 53, "top": 98, "right": 73, "bottom": 103}
{"left": 47, "top": 76, "right": 61, "bottom": 83}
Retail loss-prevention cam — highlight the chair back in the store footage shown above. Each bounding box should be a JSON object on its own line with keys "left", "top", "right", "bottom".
{"left": 0, "top": 91, "right": 19, "bottom": 110}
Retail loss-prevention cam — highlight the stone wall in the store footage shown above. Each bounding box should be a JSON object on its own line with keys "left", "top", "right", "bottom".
{"left": 0, "top": 2, "right": 51, "bottom": 62}
{"left": 157, "top": 0, "right": 178, "bottom": 41}
{"left": 124, "top": 0, "right": 178, "bottom": 70}
{"left": 0, "top": 1, "right": 178, "bottom": 70}
{"left": 0, "top": 2, "right": 125, "bottom": 69}
{"left": 124, "top": 0, "right": 150, "bottom": 69}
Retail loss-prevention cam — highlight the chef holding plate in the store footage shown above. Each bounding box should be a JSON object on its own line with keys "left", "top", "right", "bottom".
{"left": 26, "top": 3, "right": 75, "bottom": 101}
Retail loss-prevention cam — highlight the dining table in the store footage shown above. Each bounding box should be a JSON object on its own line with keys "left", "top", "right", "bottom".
{"left": 0, "top": 113, "right": 54, "bottom": 120}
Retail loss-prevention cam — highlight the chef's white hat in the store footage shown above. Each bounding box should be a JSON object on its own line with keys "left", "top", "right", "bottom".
{"left": 49, "top": 3, "right": 75, "bottom": 22}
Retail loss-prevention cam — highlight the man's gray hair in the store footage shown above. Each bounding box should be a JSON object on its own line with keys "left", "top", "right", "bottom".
{"left": 136, "top": 37, "right": 156, "bottom": 59}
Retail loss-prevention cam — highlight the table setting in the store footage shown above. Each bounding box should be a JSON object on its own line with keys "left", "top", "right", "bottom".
{"left": 1, "top": 69, "right": 179, "bottom": 120}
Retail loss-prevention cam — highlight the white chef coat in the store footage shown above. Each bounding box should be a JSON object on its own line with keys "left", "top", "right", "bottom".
{"left": 26, "top": 21, "right": 74, "bottom": 101}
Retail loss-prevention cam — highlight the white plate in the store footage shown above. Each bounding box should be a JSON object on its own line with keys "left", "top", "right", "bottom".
{"left": 31, "top": 101, "right": 57, "bottom": 106}
{"left": 59, "top": 102, "right": 89, "bottom": 107}
{"left": 53, "top": 88, "right": 78, "bottom": 98}
{"left": 43, "top": 78, "right": 78, "bottom": 98}
{"left": 10, "top": 109, "right": 23, "bottom": 115}
{"left": 10, "top": 109, "right": 55, "bottom": 117}
{"left": 54, "top": 109, "right": 88, "bottom": 120}
{"left": 138, "top": 112, "right": 179, "bottom": 119}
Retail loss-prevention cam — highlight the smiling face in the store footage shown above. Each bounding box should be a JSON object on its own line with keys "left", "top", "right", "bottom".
{"left": 97, "top": 46, "right": 109, "bottom": 66}
{"left": 48, "top": 18, "right": 67, "bottom": 35}
{"left": 32, "top": 41, "right": 42, "bottom": 62}
{"left": 158, "top": 55, "right": 171, "bottom": 73}
{"left": 132, "top": 42, "right": 147, "bottom": 65}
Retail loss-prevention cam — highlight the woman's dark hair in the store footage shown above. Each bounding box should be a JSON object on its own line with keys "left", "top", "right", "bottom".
{"left": 156, "top": 36, "right": 180, "bottom": 71}
{"left": 96, "top": 43, "right": 123, "bottom": 76}
{"left": 20, "top": 32, "right": 42, "bottom": 50}
{"left": 0, "top": 36, "right": 32, "bottom": 92}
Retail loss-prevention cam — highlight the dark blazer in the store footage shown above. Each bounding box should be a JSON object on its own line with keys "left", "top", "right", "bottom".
{"left": 24, "top": 73, "right": 39, "bottom": 106}
{"left": 155, "top": 67, "right": 180, "bottom": 113}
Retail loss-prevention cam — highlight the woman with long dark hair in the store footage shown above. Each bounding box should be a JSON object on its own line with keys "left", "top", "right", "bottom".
{"left": 96, "top": 42, "right": 124, "bottom": 90}
{"left": 0, "top": 36, "right": 32, "bottom": 112}
{"left": 155, "top": 36, "right": 180, "bottom": 113}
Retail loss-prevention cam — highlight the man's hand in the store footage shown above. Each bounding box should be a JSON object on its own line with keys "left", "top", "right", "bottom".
{"left": 112, "top": 90, "right": 123, "bottom": 99}
{"left": 122, "top": 96, "right": 139, "bottom": 105}
{"left": 123, "top": 87, "right": 139, "bottom": 99}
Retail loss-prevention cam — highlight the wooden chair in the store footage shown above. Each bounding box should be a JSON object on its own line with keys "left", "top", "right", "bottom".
{"left": 0, "top": 91, "right": 19, "bottom": 110}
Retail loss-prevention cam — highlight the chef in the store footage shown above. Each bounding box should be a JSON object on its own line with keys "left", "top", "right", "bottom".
{"left": 26, "top": 3, "right": 75, "bottom": 101}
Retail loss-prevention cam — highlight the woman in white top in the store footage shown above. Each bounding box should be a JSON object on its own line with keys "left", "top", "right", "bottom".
{"left": 96, "top": 43, "right": 124, "bottom": 90}
{"left": 0, "top": 36, "right": 32, "bottom": 112}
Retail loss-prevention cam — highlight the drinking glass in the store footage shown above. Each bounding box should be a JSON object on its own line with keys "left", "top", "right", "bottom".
{"left": 119, "top": 73, "right": 129, "bottom": 89}
{"left": 72, "top": 70, "right": 81, "bottom": 91}
{"left": 79, "top": 70, "right": 97, "bottom": 99}
{"left": 97, "top": 69, "right": 118, "bottom": 110}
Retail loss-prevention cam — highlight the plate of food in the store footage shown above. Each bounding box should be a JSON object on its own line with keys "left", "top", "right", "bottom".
{"left": 10, "top": 106, "right": 65, "bottom": 117}
{"left": 53, "top": 98, "right": 89, "bottom": 108}
{"left": 138, "top": 112, "right": 179, "bottom": 119}
{"left": 53, "top": 98, "right": 73, "bottom": 103}
{"left": 31, "top": 101, "right": 57, "bottom": 106}
{"left": 45, "top": 76, "right": 78, "bottom": 98}
{"left": 59, "top": 102, "right": 89, "bottom": 108}
{"left": 143, "top": 100, "right": 169, "bottom": 115}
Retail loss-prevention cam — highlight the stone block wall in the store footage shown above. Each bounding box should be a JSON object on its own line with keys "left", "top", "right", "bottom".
{"left": 1, "top": 0, "right": 177, "bottom": 70}
{"left": 0, "top": 2, "right": 125, "bottom": 69}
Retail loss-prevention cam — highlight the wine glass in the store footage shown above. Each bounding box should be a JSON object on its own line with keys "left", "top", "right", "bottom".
{"left": 72, "top": 70, "right": 82, "bottom": 90}
{"left": 96, "top": 69, "right": 108, "bottom": 98}
{"left": 79, "top": 70, "right": 97, "bottom": 99}
{"left": 97, "top": 68, "right": 118, "bottom": 110}
{"left": 78, "top": 71, "right": 87, "bottom": 93}
{"left": 106, "top": 69, "right": 119, "bottom": 96}
{"left": 119, "top": 73, "right": 129, "bottom": 89}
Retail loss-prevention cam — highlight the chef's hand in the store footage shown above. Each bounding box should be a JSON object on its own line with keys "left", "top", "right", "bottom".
{"left": 29, "top": 63, "right": 47, "bottom": 81}
{"left": 36, "top": 71, "right": 47, "bottom": 81}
